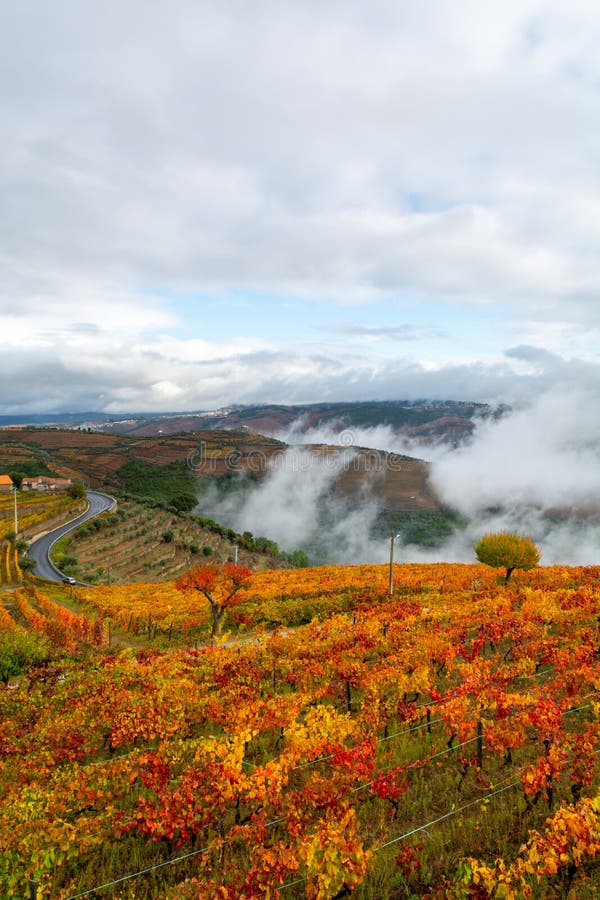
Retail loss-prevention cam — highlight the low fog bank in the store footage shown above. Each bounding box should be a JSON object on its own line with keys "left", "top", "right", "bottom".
{"left": 196, "top": 387, "right": 600, "bottom": 566}
{"left": 270, "top": 418, "right": 451, "bottom": 463}
{"left": 392, "top": 508, "right": 599, "bottom": 567}
{"left": 428, "top": 385, "right": 600, "bottom": 565}
{"left": 196, "top": 447, "right": 387, "bottom": 565}
{"left": 431, "top": 387, "right": 600, "bottom": 514}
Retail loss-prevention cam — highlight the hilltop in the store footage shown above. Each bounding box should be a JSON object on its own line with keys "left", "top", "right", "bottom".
{"left": 0, "top": 400, "right": 493, "bottom": 446}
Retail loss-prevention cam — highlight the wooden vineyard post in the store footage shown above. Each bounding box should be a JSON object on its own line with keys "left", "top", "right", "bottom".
{"left": 345, "top": 678, "right": 353, "bottom": 713}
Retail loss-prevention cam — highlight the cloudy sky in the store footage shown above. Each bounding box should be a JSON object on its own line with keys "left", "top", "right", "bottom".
{"left": 1, "top": 0, "right": 600, "bottom": 414}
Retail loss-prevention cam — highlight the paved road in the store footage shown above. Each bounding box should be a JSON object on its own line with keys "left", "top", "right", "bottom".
{"left": 28, "top": 490, "right": 116, "bottom": 583}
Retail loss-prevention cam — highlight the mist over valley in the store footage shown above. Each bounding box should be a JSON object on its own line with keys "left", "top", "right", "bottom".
{"left": 190, "top": 391, "right": 600, "bottom": 567}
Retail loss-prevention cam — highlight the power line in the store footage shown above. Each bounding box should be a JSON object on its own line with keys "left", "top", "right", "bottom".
{"left": 63, "top": 844, "right": 210, "bottom": 900}
{"left": 279, "top": 780, "right": 524, "bottom": 894}
{"left": 374, "top": 780, "right": 522, "bottom": 852}
{"left": 60, "top": 722, "right": 600, "bottom": 899}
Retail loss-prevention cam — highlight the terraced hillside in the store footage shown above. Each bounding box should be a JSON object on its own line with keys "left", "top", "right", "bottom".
{"left": 52, "top": 499, "right": 293, "bottom": 585}
{"left": 0, "top": 428, "right": 440, "bottom": 513}
{"left": 95, "top": 400, "right": 491, "bottom": 445}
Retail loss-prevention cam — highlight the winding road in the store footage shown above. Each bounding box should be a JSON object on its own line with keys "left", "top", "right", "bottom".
{"left": 28, "top": 490, "right": 116, "bottom": 583}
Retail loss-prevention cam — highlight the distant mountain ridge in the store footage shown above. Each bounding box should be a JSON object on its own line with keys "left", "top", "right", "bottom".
{"left": 5, "top": 400, "right": 495, "bottom": 446}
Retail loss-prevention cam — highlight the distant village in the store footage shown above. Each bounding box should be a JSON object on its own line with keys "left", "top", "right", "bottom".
{"left": 0, "top": 474, "right": 72, "bottom": 493}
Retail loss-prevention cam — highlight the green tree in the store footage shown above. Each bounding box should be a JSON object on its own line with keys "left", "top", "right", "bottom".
{"left": 285, "top": 549, "right": 311, "bottom": 568}
{"left": 69, "top": 483, "right": 86, "bottom": 500}
{"left": 474, "top": 531, "right": 541, "bottom": 585}
{"left": 60, "top": 554, "right": 79, "bottom": 573}
{"left": 171, "top": 492, "right": 197, "bottom": 513}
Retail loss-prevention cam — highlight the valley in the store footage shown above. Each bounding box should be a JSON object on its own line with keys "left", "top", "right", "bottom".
{"left": 0, "top": 427, "right": 455, "bottom": 574}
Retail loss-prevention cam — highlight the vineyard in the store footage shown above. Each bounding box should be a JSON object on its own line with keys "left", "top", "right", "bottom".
{"left": 53, "top": 499, "right": 289, "bottom": 585}
{"left": 0, "top": 429, "right": 285, "bottom": 486}
{"left": 2, "top": 563, "right": 600, "bottom": 897}
{"left": 75, "top": 563, "right": 389, "bottom": 638}
{"left": 0, "top": 491, "right": 81, "bottom": 541}
{"left": 0, "top": 541, "right": 22, "bottom": 585}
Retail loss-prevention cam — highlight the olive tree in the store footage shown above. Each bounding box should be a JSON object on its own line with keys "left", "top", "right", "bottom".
{"left": 474, "top": 531, "right": 540, "bottom": 585}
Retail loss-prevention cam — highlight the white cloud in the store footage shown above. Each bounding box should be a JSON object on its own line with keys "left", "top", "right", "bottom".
{"left": 1, "top": 1, "right": 600, "bottom": 410}
{"left": 1, "top": 329, "right": 597, "bottom": 416}
{"left": 196, "top": 445, "right": 385, "bottom": 563}
{"left": 431, "top": 386, "right": 600, "bottom": 513}
{"left": 420, "top": 381, "right": 600, "bottom": 564}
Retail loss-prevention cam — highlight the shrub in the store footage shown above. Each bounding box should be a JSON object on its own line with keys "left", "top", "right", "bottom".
{"left": 0, "top": 629, "right": 51, "bottom": 683}
{"left": 171, "top": 493, "right": 198, "bottom": 513}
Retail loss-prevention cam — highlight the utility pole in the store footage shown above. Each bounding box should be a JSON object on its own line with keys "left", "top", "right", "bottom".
{"left": 388, "top": 533, "right": 401, "bottom": 596}
{"left": 12, "top": 486, "right": 18, "bottom": 535}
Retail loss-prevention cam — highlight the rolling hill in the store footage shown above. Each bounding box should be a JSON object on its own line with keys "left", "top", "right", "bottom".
{"left": 0, "top": 427, "right": 440, "bottom": 513}
{"left": 0, "top": 427, "right": 463, "bottom": 568}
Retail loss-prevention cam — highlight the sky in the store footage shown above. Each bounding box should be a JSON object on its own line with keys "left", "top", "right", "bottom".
{"left": 1, "top": 0, "right": 600, "bottom": 414}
